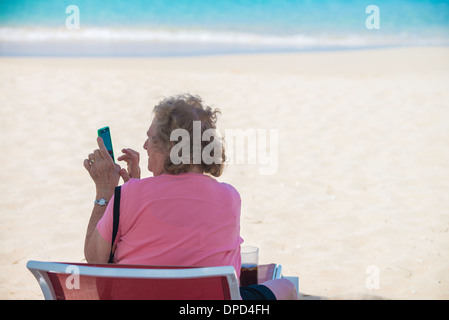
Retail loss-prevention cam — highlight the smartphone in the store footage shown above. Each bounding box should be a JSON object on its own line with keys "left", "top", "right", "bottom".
{"left": 97, "top": 126, "right": 115, "bottom": 162}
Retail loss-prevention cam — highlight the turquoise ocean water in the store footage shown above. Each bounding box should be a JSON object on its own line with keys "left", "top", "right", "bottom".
{"left": 0, "top": 0, "right": 448, "bottom": 56}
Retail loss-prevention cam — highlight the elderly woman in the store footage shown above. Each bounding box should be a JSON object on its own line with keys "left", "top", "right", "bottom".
{"left": 83, "top": 94, "right": 297, "bottom": 300}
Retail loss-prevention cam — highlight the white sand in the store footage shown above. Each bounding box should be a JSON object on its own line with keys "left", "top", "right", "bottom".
{"left": 1, "top": 47, "right": 448, "bottom": 299}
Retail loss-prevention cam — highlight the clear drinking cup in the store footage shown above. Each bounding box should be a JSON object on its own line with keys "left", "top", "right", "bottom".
{"left": 240, "top": 246, "right": 259, "bottom": 286}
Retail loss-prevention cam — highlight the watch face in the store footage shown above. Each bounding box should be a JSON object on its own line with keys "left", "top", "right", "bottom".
{"left": 96, "top": 198, "right": 107, "bottom": 205}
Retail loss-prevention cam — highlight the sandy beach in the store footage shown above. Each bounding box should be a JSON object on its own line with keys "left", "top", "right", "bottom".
{"left": 1, "top": 46, "right": 448, "bottom": 299}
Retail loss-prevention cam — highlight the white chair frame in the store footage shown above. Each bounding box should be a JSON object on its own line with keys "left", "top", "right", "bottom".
{"left": 27, "top": 260, "right": 242, "bottom": 300}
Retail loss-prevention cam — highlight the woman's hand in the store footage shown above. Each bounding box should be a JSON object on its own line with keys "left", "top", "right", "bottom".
{"left": 83, "top": 137, "right": 121, "bottom": 197}
{"left": 117, "top": 148, "right": 141, "bottom": 182}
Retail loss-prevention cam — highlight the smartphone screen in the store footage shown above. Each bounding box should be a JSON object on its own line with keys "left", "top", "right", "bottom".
{"left": 97, "top": 126, "right": 115, "bottom": 162}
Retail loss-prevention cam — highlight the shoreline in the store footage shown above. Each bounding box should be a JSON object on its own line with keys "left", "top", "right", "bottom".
{"left": 2, "top": 46, "right": 448, "bottom": 76}
{"left": 1, "top": 39, "right": 447, "bottom": 58}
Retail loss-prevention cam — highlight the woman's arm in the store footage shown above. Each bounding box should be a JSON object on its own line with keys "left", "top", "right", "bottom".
{"left": 84, "top": 189, "right": 114, "bottom": 263}
{"left": 83, "top": 137, "right": 121, "bottom": 263}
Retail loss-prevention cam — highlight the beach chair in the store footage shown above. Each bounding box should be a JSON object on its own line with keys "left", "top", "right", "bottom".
{"left": 26, "top": 260, "right": 283, "bottom": 300}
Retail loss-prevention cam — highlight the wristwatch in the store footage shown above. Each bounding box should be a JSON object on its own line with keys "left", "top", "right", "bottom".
{"left": 94, "top": 198, "right": 108, "bottom": 206}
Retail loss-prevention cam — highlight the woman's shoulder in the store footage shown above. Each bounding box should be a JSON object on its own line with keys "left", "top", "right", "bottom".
{"left": 120, "top": 176, "right": 158, "bottom": 192}
{"left": 217, "top": 180, "right": 239, "bottom": 194}
{"left": 209, "top": 178, "right": 241, "bottom": 203}
{"left": 121, "top": 174, "right": 240, "bottom": 199}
